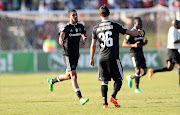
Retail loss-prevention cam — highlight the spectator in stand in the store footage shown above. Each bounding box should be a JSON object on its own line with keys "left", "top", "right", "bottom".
{"left": 173, "top": 0, "right": 179, "bottom": 8}
{"left": 72, "top": 0, "right": 85, "bottom": 9}
{"left": 129, "top": 0, "right": 144, "bottom": 8}
{"left": 108, "top": 0, "right": 121, "bottom": 9}
{"left": 43, "top": 34, "right": 57, "bottom": 52}
{"left": 0, "top": 1, "right": 4, "bottom": 11}
{"left": 143, "top": 0, "right": 153, "bottom": 8}
{"left": 99, "top": 0, "right": 108, "bottom": 7}
{"left": 63, "top": 0, "right": 75, "bottom": 10}
{"left": 120, "top": 0, "right": 129, "bottom": 8}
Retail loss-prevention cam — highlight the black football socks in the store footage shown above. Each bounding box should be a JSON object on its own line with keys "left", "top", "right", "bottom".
{"left": 135, "top": 77, "right": 140, "bottom": 89}
{"left": 153, "top": 67, "right": 170, "bottom": 73}
{"left": 101, "top": 83, "right": 108, "bottom": 105}
{"left": 111, "top": 80, "right": 122, "bottom": 99}
{"left": 74, "top": 88, "right": 82, "bottom": 99}
{"left": 52, "top": 76, "right": 61, "bottom": 84}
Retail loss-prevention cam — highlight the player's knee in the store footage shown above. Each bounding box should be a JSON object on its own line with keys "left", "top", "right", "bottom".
{"left": 135, "top": 69, "right": 140, "bottom": 75}
{"left": 71, "top": 75, "right": 77, "bottom": 81}
{"left": 167, "top": 66, "right": 173, "bottom": 71}
{"left": 141, "top": 69, "right": 147, "bottom": 76}
{"left": 67, "top": 75, "right": 71, "bottom": 80}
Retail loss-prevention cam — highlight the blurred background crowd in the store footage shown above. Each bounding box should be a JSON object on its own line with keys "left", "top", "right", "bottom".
{"left": 0, "top": 0, "right": 179, "bottom": 51}
{"left": 0, "top": 0, "right": 179, "bottom": 11}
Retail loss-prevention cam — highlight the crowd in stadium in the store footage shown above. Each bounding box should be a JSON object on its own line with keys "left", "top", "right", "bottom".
{"left": 0, "top": 0, "right": 179, "bottom": 11}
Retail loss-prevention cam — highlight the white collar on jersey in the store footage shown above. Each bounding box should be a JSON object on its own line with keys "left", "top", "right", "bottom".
{"left": 101, "top": 20, "right": 110, "bottom": 22}
{"left": 69, "top": 22, "right": 78, "bottom": 25}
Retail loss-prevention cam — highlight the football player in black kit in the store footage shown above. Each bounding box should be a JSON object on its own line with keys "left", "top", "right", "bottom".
{"left": 90, "top": 5, "right": 144, "bottom": 108}
{"left": 47, "top": 9, "right": 89, "bottom": 105}
{"left": 123, "top": 17, "right": 148, "bottom": 93}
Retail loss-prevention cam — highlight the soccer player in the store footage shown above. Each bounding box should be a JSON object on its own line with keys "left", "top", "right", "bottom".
{"left": 47, "top": 9, "right": 89, "bottom": 105}
{"left": 148, "top": 20, "right": 180, "bottom": 87}
{"left": 90, "top": 5, "right": 144, "bottom": 108}
{"left": 122, "top": 17, "right": 148, "bottom": 93}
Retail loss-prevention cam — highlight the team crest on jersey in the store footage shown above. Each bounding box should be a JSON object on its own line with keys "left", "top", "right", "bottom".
{"left": 75, "top": 28, "right": 78, "bottom": 32}
{"left": 70, "top": 29, "right": 73, "bottom": 32}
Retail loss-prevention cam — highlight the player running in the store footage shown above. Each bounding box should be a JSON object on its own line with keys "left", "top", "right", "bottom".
{"left": 123, "top": 17, "right": 148, "bottom": 93}
{"left": 47, "top": 9, "right": 89, "bottom": 105}
{"left": 90, "top": 5, "right": 144, "bottom": 108}
{"left": 148, "top": 20, "right": 180, "bottom": 87}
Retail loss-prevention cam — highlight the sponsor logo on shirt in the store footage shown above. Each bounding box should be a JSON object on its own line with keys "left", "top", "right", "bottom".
{"left": 134, "top": 37, "right": 144, "bottom": 41}
{"left": 69, "top": 33, "right": 81, "bottom": 37}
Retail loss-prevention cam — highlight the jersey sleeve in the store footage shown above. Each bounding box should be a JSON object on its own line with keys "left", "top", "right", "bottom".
{"left": 58, "top": 24, "right": 68, "bottom": 35}
{"left": 92, "top": 27, "right": 97, "bottom": 39}
{"left": 80, "top": 25, "right": 86, "bottom": 34}
{"left": 115, "top": 22, "right": 127, "bottom": 35}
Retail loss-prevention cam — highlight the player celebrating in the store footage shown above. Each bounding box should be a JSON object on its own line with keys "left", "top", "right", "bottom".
{"left": 123, "top": 17, "right": 148, "bottom": 93}
{"left": 90, "top": 5, "right": 144, "bottom": 108}
{"left": 148, "top": 20, "right": 180, "bottom": 87}
{"left": 47, "top": 9, "right": 89, "bottom": 105}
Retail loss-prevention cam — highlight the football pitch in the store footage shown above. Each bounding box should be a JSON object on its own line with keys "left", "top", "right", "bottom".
{"left": 0, "top": 71, "right": 180, "bottom": 115}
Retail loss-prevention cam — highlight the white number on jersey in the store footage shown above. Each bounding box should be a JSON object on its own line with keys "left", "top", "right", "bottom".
{"left": 98, "top": 31, "right": 113, "bottom": 48}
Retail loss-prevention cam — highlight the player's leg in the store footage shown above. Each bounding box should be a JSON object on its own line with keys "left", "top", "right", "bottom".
{"left": 67, "top": 56, "right": 89, "bottom": 105}
{"left": 109, "top": 59, "right": 123, "bottom": 107}
{"left": 101, "top": 81, "right": 109, "bottom": 108}
{"left": 133, "top": 67, "right": 142, "bottom": 93}
{"left": 127, "top": 54, "right": 140, "bottom": 89}
{"left": 52, "top": 70, "right": 71, "bottom": 84}
{"left": 148, "top": 49, "right": 175, "bottom": 80}
{"left": 140, "top": 68, "right": 147, "bottom": 76}
{"left": 99, "top": 60, "right": 110, "bottom": 108}
{"left": 69, "top": 70, "right": 82, "bottom": 98}
{"left": 47, "top": 71, "right": 71, "bottom": 92}
{"left": 148, "top": 61, "right": 174, "bottom": 80}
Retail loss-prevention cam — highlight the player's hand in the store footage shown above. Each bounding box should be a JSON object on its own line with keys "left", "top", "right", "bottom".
{"left": 138, "top": 30, "right": 144, "bottom": 36}
{"left": 59, "top": 38, "right": 64, "bottom": 45}
{"left": 90, "top": 59, "right": 95, "bottom": 68}
{"left": 133, "top": 41, "right": 140, "bottom": 48}
{"left": 80, "top": 38, "right": 87, "bottom": 46}
{"left": 144, "top": 37, "right": 148, "bottom": 45}
{"left": 80, "top": 40, "right": 85, "bottom": 46}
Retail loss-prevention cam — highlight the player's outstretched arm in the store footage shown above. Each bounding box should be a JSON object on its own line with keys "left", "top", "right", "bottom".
{"left": 90, "top": 39, "right": 97, "bottom": 68}
{"left": 59, "top": 32, "right": 65, "bottom": 45}
{"left": 125, "top": 30, "right": 144, "bottom": 37}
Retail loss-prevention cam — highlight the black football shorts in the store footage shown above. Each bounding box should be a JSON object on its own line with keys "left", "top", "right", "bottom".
{"left": 63, "top": 55, "right": 79, "bottom": 72}
{"left": 98, "top": 59, "right": 124, "bottom": 81}
{"left": 130, "top": 52, "right": 147, "bottom": 68}
{"left": 167, "top": 49, "right": 180, "bottom": 64}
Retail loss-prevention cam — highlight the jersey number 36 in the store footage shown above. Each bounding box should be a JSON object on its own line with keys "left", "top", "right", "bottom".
{"left": 98, "top": 31, "right": 113, "bottom": 48}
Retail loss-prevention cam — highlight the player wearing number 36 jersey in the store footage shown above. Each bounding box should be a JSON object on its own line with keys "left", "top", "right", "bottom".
{"left": 92, "top": 20, "right": 126, "bottom": 61}
{"left": 90, "top": 5, "right": 144, "bottom": 108}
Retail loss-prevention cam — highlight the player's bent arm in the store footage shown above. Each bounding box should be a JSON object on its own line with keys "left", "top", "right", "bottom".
{"left": 59, "top": 32, "right": 65, "bottom": 45}
{"left": 123, "top": 39, "right": 132, "bottom": 48}
{"left": 122, "top": 39, "right": 138, "bottom": 48}
{"left": 90, "top": 39, "right": 97, "bottom": 68}
{"left": 125, "top": 30, "right": 144, "bottom": 37}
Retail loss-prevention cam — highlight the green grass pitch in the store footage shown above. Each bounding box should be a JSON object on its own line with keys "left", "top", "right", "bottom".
{"left": 0, "top": 71, "right": 180, "bottom": 115}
